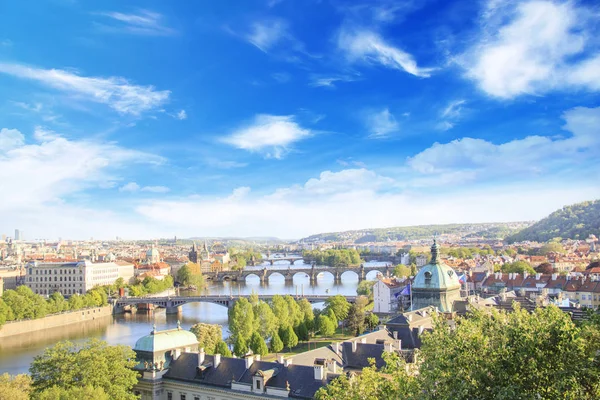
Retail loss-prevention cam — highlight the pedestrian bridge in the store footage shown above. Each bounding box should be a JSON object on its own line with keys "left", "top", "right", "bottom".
{"left": 206, "top": 264, "right": 392, "bottom": 283}
{"left": 113, "top": 294, "right": 357, "bottom": 314}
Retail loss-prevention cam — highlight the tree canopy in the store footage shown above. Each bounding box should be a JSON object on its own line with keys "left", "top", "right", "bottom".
{"left": 189, "top": 323, "right": 222, "bottom": 355}
{"left": 324, "top": 295, "right": 351, "bottom": 321}
{"left": 29, "top": 339, "right": 138, "bottom": 400}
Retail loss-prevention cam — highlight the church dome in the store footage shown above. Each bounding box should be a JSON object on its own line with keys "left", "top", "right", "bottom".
{"left": 412, "top": 239, "right": 461, "bottom": 291}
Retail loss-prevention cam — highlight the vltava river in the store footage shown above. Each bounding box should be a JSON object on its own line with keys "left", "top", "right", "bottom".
{"left": 0, "top": 261, "right": 387, "bottom": 374}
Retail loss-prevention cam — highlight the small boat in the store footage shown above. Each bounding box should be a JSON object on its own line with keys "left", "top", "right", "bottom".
{"left": 325, "top": 289, "right": 330, "bottom": 293}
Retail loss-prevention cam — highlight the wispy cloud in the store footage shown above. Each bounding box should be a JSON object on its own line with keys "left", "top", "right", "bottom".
{"left": 272, "top": 72, "right": 291, "bottom": 83}
{"left": 309, "top": 74, "right": 357, "bottom": 88}
{"left": 175, "top": 110, "right": 187, "bottom": 120}
{"left": 119, "top": 182, "right": 170, "bottom": 193}
{"left": 222, "top": 114, "right": 312, "bottom": 159}
{"left": 338, "top": 28, "right": 434, "bottom": 77}
{"left": 95, "top": 10, "right": 176, "bottom": 36}
{"left": 0, "top": 62, "right": 170, "bottom": 115}
{"left": 463, "top": 0, "right": 600, "bottom": 98}
{"left": 205, "top": 159, "right": 248, "bottom": 169}
{"left": 437, "top": 99, "right": 466, "bottom": 131}
{"left": 365, "top": 108, "right": 399, "bottom": 138}
{"left": 245, "top": 19, "right": 288, "bottom": 52}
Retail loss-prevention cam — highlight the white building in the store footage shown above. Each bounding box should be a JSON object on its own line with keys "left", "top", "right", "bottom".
{"left": 373, "top": 278, "right": 405, "bottom": 313}
{"left": 25, "top": 260, "right": 134, "bottom": 296}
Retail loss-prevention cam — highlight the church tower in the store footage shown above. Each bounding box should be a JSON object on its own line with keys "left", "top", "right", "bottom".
{"left": 189, "top": 242, "right": 199, "bottom": 263}
{"left": 411, "top": 238, "right": 462, "bottom": 312}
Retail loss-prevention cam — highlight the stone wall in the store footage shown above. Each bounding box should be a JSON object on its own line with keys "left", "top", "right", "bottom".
{"left": 0, "top": 305, "right": 113, "bottom": 338}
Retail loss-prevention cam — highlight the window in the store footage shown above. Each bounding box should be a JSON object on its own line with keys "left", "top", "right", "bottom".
{"left": 180, "top": 395, "right": 186, "bottom": 400}
{"left": 167, "top": 392, "right": 173, "bottom": 400}
{"left": 194, "top": 397, "right": 200, "bottom": 400}
{"left": 256, "top": 380, "right": 261, "bottom": 390}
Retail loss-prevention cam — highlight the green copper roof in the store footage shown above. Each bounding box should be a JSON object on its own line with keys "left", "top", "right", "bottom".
{"left": 134, "top": 327, "right": 198, "bottom": 353}
{"left": 413, "top": 239, "right": 461, "bottom": 291}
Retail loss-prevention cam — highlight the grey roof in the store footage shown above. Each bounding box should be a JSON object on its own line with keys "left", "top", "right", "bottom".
{"left": 341, "top": 342, "right": 386, "bottom": 370}
{"left": 164, "top": 354, "right": 330, "bottom": 399}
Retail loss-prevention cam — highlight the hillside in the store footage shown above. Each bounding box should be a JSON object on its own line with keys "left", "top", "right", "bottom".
{"left": 506, "top": 200, "right": 600, "bottom": 243}
{"left": 300, "top": 222, "right": 530, "bottom": 243}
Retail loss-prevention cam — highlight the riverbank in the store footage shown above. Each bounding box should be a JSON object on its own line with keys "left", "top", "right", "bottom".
{"left": 0, "top": 305, "right": 113, "bottom": 338}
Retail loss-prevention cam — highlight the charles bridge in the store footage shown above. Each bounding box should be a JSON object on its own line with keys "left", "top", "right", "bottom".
{"left": 205, "top": 263, "right": 392, "bottom": 283}
{"left": 113, "top": 294, "right": 358, "bottom": 314}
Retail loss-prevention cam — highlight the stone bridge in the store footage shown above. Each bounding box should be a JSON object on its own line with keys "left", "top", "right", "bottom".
{"left": 247, "top": 254, "right": 304, "bottom": 266}
{"left": 114, "top": 294, "right": 357, "bottom": 314}
{"left": 207, "top": 264, "right": 392, "bottom": 283}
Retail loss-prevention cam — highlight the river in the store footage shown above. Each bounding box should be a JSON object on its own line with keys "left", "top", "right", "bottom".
{"left": 0, "top": 259, "right": 389, "bottom": 375}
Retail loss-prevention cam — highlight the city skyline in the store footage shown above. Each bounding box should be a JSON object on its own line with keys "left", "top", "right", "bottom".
{"left": 1, "top": 0, "right": 599, "bottom": 240}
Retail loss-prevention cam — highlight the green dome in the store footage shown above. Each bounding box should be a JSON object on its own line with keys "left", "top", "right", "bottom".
{"left": 412, "top": 239, "right": 461, "bottom": 291}
{"left": 134, "top": 327, "right": 198, "bottom": 353}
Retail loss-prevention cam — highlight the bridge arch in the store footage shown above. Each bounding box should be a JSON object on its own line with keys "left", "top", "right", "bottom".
{"left": 341, "top": 270, "right": 359, "bottom": 281}
{"left": 244, "top": 273, "right": 261, "bottom": 283}
{"left": 267, "top": 272, "right": 286, "bottom": 282}
{"left": 292, "top": 271, "right": 311, "bottom": 282}
{"left": 316, "top": 270, "right": 335, "bottom": 281}
{"left": 365, "top": 269, "right": 384, "bottom": 280}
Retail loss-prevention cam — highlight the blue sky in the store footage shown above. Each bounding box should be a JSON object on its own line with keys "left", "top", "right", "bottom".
{"left": 0, "top": 0, "right": 599, "bottom": 240}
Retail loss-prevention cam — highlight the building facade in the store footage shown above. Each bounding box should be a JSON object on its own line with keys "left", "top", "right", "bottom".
{"left": 25, "top": 260, "right": 134, "bottom": 296}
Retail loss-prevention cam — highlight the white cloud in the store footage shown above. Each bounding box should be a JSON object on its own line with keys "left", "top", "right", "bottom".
{"left": 119, "top": 182, "right": 141, "bottom": 192}
{"left": 338, "top": 28, "right": 433, "bottom": 77}
{"left": 176, "top": 110, "right": 187, "bottom": 120}
{"left": 464, "top": 0, "right": 600, "bottom": 98}
{"left": 365, "top": 108, "right": 399, "bottom": 138}
{"left": 438, "top": 99, "right": 466, "bottom": 131}
{"left": 119, "top": 182, "right": 170, "bottom": 193}
{"left": 221, "top": 114, "right": 312, "bottom": 159}
{"left": 0, "top": 62, "right": 170, "bottom": 115}
{"left": 245, "top": 19, "right": 288, "bottom": 52}
{"left": 408, "top": 106, "right": 600, "bottom": 175}
{"left": 205, "top": 159, "right": 248, "bottom": 169}
{"left": 96, "top": 10, "right": 176, "bottom": 36}
{"left": 0, "top": 127, "right": 163, "bottom": 218}
{"left": 0, "top": 128, "right": 25, "bottom": 151}
{"left": 309, "top": 74, "right": 356, "bottom": 88}
{"left": 272, "top": 72, "right": 291, "bottom": 83}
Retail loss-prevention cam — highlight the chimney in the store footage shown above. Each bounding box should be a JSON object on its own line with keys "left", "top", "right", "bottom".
{"left": 393, "top": 331, "right": 398, "bottom": 339}
{"left": 418, "top": 325, "right": 424, "bottom": 335}
{"left": 278, "top": 355, "right": 284, "bottom": 364}
{"left": 173, "top": 348, "right": 181, "bottom": 360}
{"left": 284, "top": 358, "right": 293, "bottom": 367}
{"left": 245, "top": 355, "right": 254, "bottom": 369}
{"left": 536, "top": 273, "right": 541, "bottom": 280}
{"left": 397, "top": 340, "right": 402, "bottom": 350}
{"left": 523, "top": 272, "right": 528, "bottom": 280}
{"left": 384, "top": 342, "right": 393, "bottom": 352}
{"left": 360, "top": 337, "right": 366, "bottom": 344}
{"left": 198, "top": 348, "right": 205, "bottom": 365}
{"left": 552, "top": 273, "right": 558, "bottom": 280}
{"left": 352, "top": 341, "right": 357, "bottom": 352}
{"left": 214, "top": 354, "right": 221, "bottom": 368}
{"left": 407, "top": 314, "right": 413, "bottom": 322}
{"left": 332, "top": 342, "right": 340, "bottom": 354}
{"left": 328, "top": 360, "right": 337, "bottom": 374}
{"left": 255, "top": 354, "right": 261, "bottom": 361}
{"left": 314, "top": 364, "right": 325, "bottom": 380}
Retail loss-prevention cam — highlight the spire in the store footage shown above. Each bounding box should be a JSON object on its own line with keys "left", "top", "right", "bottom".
{"left": 431, "top": 234, "right": 440, "bottom": 263}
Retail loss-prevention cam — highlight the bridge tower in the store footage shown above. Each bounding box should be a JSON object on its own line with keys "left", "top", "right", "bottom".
{"left": 261, "top": 267, "right": 268, "bottom": 284}
{"left": 310, "top": 263, "right": 317, "bottom": 283}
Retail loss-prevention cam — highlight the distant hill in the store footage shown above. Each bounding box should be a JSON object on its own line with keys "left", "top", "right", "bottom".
{"left": 300, "top": 222, "right": 531, "bottom": 244}
{"left": 506, "top": 200, "right": 600, "bottom": 243}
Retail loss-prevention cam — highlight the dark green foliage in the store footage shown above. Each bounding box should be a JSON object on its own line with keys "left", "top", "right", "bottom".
{"left": 214, "top": 340, "right": 232, "bottom": 357}
{"left": 302, "top": 249, "right": 362, "bottom": 266}
{"left": 506, "top": 200, "right": 600, "bottom": 243}
{"left": 248, "top": 331, "right": 268, "bottom": 356}
{"left": 233, "top": 335, "right": 248, "bottom": 357}
{"left": 269, "top": 332, "right": 284, "bottom": 353}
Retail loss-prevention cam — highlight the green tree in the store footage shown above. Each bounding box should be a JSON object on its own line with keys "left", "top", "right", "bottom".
{"left": 325, "top": 308, "right": 338, "bottom": 329}
{"left": 233, "top": 335, "right": 248, "bottom": 357}
{"left": 280, "top": 325, "right": 298, "bottom": 351}
{"left": 47, "top": 292, "right": 69, "bottom": 314}
{"left": 346, "top": 296, "right": 368, "bottom": 336}
{"left": 270, "top": 331, "right": 284, "bottom": 353}
{"left": 37, "top": 386, "right": 110, "bottom": 400}
{"left": 214, "top": 340, "right": 232, "bottom": 357}
{"left": 284, "top": 295, "right": 303, "bottom": 327}
{"left": 418, "top": 305, "right": 600, "bottom": 399}
{"left": 324, "top": 295, "right": 350, "bottom": 321}
{"left": 0, "top": 298, "right": 14, "bottom": 326}
{"left": 271, "top": 295, "right": 290, "bottom": 328}
{"left": 295, "top": 321, "right": 309, "bottom": 342}
{"left": 539, "top": 241, "right": 566, "bottom": 255}
{"left": 298, "top": 298, "right": 315, "bottom": 326}
{"left": 29, "top": 339, "right": 138, "bottom": 400}
{"left": 0, "top": 373, "right": 31, "bottom": 400}
{"left": 190, "top": 323, "right": 222, "bottom": 355}
{"left": 67, "top": 294, "right": 84, "bottom": 310}
{"left": 317, "top": 315, "right": 335, "bottom": 337}
{"left": 365, "top": 313, "right": 379, "bottom": 331}
{"left": 177, "top": 264, "right": 192, "bottom": 285}
{"left": 228, "top": 298, "right": 254, "bottom": 341}
{"left": 254, "top": 301, "right": 278, "bottom": 338}
{"left": 500, "top": 261, "right": 536, "bottom": 275}
{"left": 248, "top": 331, "right": 269, "bottom": 356}
{"left": 393, "top": 264, "right": 411, "bottom": 278}
{"left": 357, "top": 280, "right": 375, "bottom": 300}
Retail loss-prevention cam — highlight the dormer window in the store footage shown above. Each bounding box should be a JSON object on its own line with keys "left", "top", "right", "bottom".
{"left": 424, "top": 271, "right": 432, "bottom": 283}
